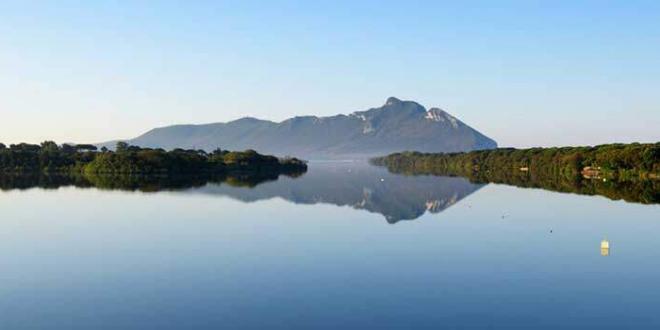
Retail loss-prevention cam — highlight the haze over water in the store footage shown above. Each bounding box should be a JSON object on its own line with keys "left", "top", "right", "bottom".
{"left": 0, "top": 162, "right": 658, "bottom": 329}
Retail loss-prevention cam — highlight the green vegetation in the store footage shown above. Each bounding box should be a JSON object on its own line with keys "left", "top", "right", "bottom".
{"left": 0, "top": 171, "right": 290, "bottom": 192}
{"left": 371, "top": 143, "right": 660, "bottom": 204}
{"left": 0, "top": 141, "right": 307, "bottom": 176}
{"left": 372, "top": 143, "right": 659, "bottom": 180}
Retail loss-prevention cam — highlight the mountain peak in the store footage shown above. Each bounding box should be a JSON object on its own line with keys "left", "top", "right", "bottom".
{"left": 385, "top": 97, "right": 402, "bottom": 106}
{"left": 230, "top": 116, "right": 261, "bottom": 123}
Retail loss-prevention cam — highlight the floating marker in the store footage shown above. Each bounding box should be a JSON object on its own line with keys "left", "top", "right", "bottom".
{"left": 601, "top": 239, "right": 610, "bottom": 256}
{"left": 601, "top": 240, "right": 609, "bottom": 249}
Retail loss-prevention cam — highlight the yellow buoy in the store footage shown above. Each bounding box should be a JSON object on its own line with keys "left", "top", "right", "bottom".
{"left": 601, "top": 240, "right": 609, "bottom": 249}
{"left": 601, "top": 239, "right": 610, "bottom": 256}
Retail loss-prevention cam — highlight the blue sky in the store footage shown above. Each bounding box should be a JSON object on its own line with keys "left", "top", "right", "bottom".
{"left": 1, "top": 0, "right": 658, "bottom": 147}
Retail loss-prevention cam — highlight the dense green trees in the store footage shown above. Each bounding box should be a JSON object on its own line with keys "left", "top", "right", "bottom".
{"left": 372, "top": 143, "right": 659, "bottom": 180}
{"left": 0, "top": 141, "right": 307, "bottom": 175}
{"left": 371, "top": 143, "right": 659, "bottom": 204}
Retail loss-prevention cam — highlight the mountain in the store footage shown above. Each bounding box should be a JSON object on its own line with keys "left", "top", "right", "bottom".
{"left": 102, "top": 97, "right": 496, "bottom": 159}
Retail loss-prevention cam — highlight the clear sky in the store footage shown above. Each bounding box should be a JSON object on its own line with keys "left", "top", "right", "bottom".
{"left": 1, "top": 0, "right": 658, "bottom": 147}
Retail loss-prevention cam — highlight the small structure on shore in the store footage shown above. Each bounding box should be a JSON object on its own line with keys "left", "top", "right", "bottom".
{"left": 582, "top": 166, "right": 602, "bottom": 179}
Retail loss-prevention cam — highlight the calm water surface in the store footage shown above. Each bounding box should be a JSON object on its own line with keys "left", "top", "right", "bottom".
{"left": 0, "top": 163, "right": 658, "bottom": 329}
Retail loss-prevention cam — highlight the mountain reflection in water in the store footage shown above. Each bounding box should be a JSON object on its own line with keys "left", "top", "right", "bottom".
{"left": 194, "top": 163, "right": 484, "bottom": 223}
{"left": 0, "top": 163, "right": 483, "bottom": 223}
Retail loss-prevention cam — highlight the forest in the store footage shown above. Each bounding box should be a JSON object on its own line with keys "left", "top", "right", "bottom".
{"left": 371, "top": 143, "right": 659, "bottom": 204}
{"left": 372, "top": 143, "right": 659, "bottom": 180}
{"left": 0, "top": 141, "right": 307, "bottom": 175}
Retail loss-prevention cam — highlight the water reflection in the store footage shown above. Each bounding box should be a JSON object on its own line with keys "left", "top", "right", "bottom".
{"left": 194, "top": 163, "right": 484, "bottom": 223}
{"left": 0, "top": 171, "right": 288, "bottom": 192}
{"left": 0, "top": 163, "right": 484, "bottom": 223}
{"left": 374, "top": 162, "right": 659, "bottom": 204}
{"left": 1, "top": 163, "right": 658, "bottom": 329}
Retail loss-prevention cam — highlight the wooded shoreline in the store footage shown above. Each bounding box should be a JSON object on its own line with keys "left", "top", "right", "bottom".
{"left": 371, "top": 143, "right": 659, "bottom": 204}
{"left": 0, "top": 141, "right": 308, "bottom": 176}
{"left": 371, "top": 143, "right": 659, "bottom": 181}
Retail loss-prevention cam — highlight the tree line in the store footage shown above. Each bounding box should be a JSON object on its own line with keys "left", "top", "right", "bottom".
{"left": 372, "top": 143, "right": 659, "bottom": 180}
{"left": 0, "top": 141, "right": 307, "bottom": 175}
{"left": 370, "top": 143, "right": 659, "bottom": 204}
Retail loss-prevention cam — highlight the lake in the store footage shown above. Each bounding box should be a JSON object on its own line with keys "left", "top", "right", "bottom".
{"left": 0, "top": 162, "right": 658, "bottom": 329}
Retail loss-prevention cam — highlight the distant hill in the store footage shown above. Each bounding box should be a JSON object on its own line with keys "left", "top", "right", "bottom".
{"left": 100, "top": 97, "right": 497, "bottom": 159}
